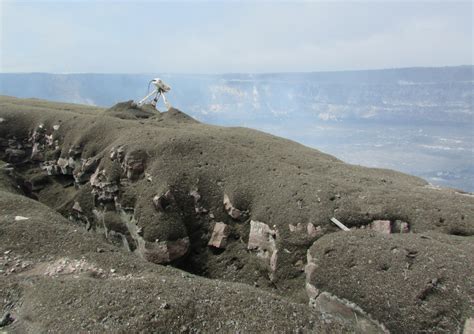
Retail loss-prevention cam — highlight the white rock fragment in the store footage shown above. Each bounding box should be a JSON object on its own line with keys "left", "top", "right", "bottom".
{"left": 306, "top": 282, "right": 320, "bottom": 299}
{"left": 190, "top": 189, "right": 207, "bottom": 214}
{"left": 57, "top": 157, "right": 74, "bottom": 175}
{"left": 270, "top": 249, "right": 278, "bottom": 272}
{"left": 288, "top": 223, "right": 304, "bottom": 233}
{"left": 223, "top": 194, "right": 242, "bottom": 220}
{"left": 248, "top": 220, "right": 278, "bottom": 254}
{"left": 208, "top": 222, "right": 230, "bottom": 248}
{"left": 289, "top": 222, "right": 321, "bottom": 237}
{"left": 15, "top": 216, "right": 29, "bottom": 221}
{"left": 307, "top": 223, "right": 322, "bottom": 238}
{"left": 305, "top": 261, "right": 318, "bottom": 283}
{"left": 72, "top": 201, "right": 83, "bottom": 213}
{"left": 310, "top": 292, "right": 389, "bottom": 333}
{"left": 248, "top": 220, "right": 279, "bottom": 273}
{"left": 393, "top": 220, "right": 410, "bottom": 233}
{"left": 43, "top": 258, "right": 105, "bottom": 277}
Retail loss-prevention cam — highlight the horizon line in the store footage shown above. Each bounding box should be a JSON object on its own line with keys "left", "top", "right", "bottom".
{"left": 0, "top": 64, "right": 472, "bottom": 76}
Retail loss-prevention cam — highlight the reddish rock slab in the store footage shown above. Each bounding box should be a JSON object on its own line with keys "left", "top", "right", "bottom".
{"left": 248, "top": 220, "right": 277, "bottom": 254}
{"left": 370, "top": 220, "right": 391, "bottom": 234}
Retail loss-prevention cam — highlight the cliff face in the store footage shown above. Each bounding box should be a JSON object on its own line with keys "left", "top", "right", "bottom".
{"left": 1, "top": 67, "right": 472, "bottom": 124}
{"left": 0, "top": 96, "right": 473, "bottom": 333}
{"left": 2, "top": 67, "right": 473, "bottom": 193}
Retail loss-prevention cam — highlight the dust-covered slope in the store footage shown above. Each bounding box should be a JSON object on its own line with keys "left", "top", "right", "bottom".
{"left": 0, "top": 181, "right": 350, "bottom": 333}
{"left": 0, "top": 95, "right": 473, "bottom": 333}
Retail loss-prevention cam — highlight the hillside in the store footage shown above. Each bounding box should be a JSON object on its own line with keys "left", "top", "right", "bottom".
{"left": 1, "top": 66, "right": 473, "bottom": 192}
{"left": 0, "top": 96, "right": 473, "bottom": 333}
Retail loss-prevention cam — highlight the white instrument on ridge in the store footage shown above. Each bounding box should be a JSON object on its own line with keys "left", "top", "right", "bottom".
{"left": 137, "top": 78, "right": 171, "bottom": 110}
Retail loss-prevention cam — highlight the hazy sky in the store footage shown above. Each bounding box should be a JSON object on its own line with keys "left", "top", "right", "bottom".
{"left": 1, "top": 1, "right": 472, "bottom": 73}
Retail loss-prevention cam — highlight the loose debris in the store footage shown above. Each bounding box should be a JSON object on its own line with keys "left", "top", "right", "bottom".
{"left": 43, "top": 258, "right": 105, "bottom": 277}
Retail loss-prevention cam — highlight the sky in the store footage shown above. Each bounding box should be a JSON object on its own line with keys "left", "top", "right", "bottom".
{"left": 0, "top": 0, "right": 472, "bottom": 74}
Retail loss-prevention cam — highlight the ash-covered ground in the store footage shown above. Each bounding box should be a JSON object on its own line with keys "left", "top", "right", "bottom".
{"left": 0, "top": 96, "right": 473, "bottom": 333}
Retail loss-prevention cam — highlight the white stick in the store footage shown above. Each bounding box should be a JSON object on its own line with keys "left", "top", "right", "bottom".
{"left": 330, "top": 217, "right": 350, "bottom": 231}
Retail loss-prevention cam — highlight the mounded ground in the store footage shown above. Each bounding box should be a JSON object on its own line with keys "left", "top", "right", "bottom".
{"left": 0, "top": 96, "right": 472, "bottom": 333}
